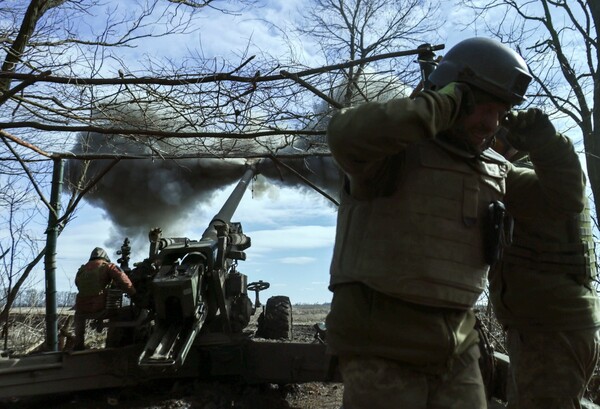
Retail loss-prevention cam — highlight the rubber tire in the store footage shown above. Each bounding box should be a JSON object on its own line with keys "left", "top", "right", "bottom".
{"left": 255, "top": 295, "right": 293, "bottom": 340}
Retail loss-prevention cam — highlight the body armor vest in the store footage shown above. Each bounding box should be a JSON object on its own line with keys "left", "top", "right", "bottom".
{"left": 490, "top": 196, "right": 599, "bottom": 330}
{"left": 76, "top": 262, "right": 109, "bottom": 297}
{"left": 502, "top": 200, "right": 596, "bottom": 283}
{"left": 329, "top": 138, "right": 508, "bottom": 309}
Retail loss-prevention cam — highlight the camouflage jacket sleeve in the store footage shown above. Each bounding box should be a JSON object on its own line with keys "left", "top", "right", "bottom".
{"left": 106, "top": 263, "right": 136, "bottom": 295}
{"left": 504, "top": 133, "right": 585, "bottom": 218}
{"left": 327, "top": 91, "right": 460, "bottom": 193}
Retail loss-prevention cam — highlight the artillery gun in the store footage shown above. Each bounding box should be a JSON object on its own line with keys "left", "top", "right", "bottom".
{"left": 101, "top": 165, "right": 294, "bottom": 369}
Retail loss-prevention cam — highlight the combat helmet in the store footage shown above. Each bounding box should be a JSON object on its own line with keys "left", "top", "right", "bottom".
{"left": 89, "top": 247, "right": 110, "bottom": 262}
{"left": 428, "top": 37, "right": 532, "bottom": 106}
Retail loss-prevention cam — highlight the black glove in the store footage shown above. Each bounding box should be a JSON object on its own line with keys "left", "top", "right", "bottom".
{"left": 501, "top": 108, "right": 556, "bottom": 152}
{"left": 437, "top": 82, "right": 475, "bottom": 117}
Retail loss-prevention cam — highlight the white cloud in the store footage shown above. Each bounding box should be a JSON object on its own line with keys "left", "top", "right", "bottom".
{"left": 278, "top": 256, "right": 316, "bottom": 265}
{"left": 249, "top": 225, "right": 335, "bottom": 255}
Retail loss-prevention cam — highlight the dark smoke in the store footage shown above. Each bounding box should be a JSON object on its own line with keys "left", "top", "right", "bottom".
{"left": 66, "top": 130, "right": 342, "bottom": 255}
{"left": 67, "top": 133, "right": 246, "bottom": 247}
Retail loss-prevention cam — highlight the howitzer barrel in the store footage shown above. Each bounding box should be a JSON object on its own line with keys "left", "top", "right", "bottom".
{"left": 409, "top": 43, "right": 443, "bottom": 98}
{"left": 417, "top": 43, "right": 438, "bottom": 90}
{"left": 138, "top": 165, "right": 257, "bottom": 369}
{"left": 201, "top": 166, "right": 256, "bottom": 241}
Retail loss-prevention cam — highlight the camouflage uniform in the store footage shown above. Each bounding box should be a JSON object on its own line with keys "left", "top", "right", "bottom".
{"left": 74, "top": 247, "right": 136, "bottom": 350}
{"left": 325, "top": 86, "right": 584, "bottom": 407}
{"left": 340, "top": 343, "right": 485, "bottom": 409}
{"left": 490, "top": 184, "right": 600, "bottom": 409}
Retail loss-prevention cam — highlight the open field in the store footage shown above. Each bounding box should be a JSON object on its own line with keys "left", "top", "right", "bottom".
{"left": 4, "top": 304, "right": 331, "bottom": 354}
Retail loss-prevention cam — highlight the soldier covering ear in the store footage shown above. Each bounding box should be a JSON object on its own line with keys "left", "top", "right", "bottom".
{"left": 325, "top": 37, "right": 584, "bottom": 408}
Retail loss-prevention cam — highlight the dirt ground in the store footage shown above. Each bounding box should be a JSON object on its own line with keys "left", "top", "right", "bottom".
{"left": 46, "top": 379, "right": 345, "bottom": 409}
{"left": 18, "top": 375, "right": 343, "bottom": 409}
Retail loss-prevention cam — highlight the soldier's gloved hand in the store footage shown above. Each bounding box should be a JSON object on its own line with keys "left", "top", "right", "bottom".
{"left": 501, "top": 108, "right": 556, "bottom": 152}
{"left": 437, "top": 82, "right": 475, "bottom": 116}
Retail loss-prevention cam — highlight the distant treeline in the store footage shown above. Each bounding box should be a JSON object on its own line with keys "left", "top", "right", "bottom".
{"left": 294, "top": 303, "right": 331, "bottom": 308}
{"left": 2, "top": 290, "right": 330, "bottom": 309}
{"left": 2, "top": 289, "right": 76, "bottom": 308}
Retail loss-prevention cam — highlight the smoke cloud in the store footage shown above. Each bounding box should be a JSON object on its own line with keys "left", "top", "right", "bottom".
{"left": 65, "top": 72, "right": 407, "bottom": 256}
{"left": 66, "top": 131, "right": 341, "bottom": 256}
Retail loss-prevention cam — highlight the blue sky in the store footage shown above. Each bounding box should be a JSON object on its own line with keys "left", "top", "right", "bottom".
{"left": 31, "top": 0, "right": 591, "bottom": 304}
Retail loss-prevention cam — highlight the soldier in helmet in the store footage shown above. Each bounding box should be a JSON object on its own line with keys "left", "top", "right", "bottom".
{"left": 73, "top": 247, "right": 137, "bottom": 350}
{"left": 325, "top": 37, "right": 585, "bottom": 408}
{"left": 490, "top": 136, "right": 600, "bottom": 409}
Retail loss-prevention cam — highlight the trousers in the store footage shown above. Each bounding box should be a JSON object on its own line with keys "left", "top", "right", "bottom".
{"left": 339, "top": 343, "right": 487, "bottom": 409}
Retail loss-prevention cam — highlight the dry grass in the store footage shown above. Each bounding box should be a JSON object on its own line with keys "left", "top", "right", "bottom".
{"left": 2, "top": 311, "right": 76, "bottom": 355}
{"left": 290, "top": 305, "right": 330, "bottom": 324}
{"left": 3, "top": 304, "right": 331, "bottom": 355}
